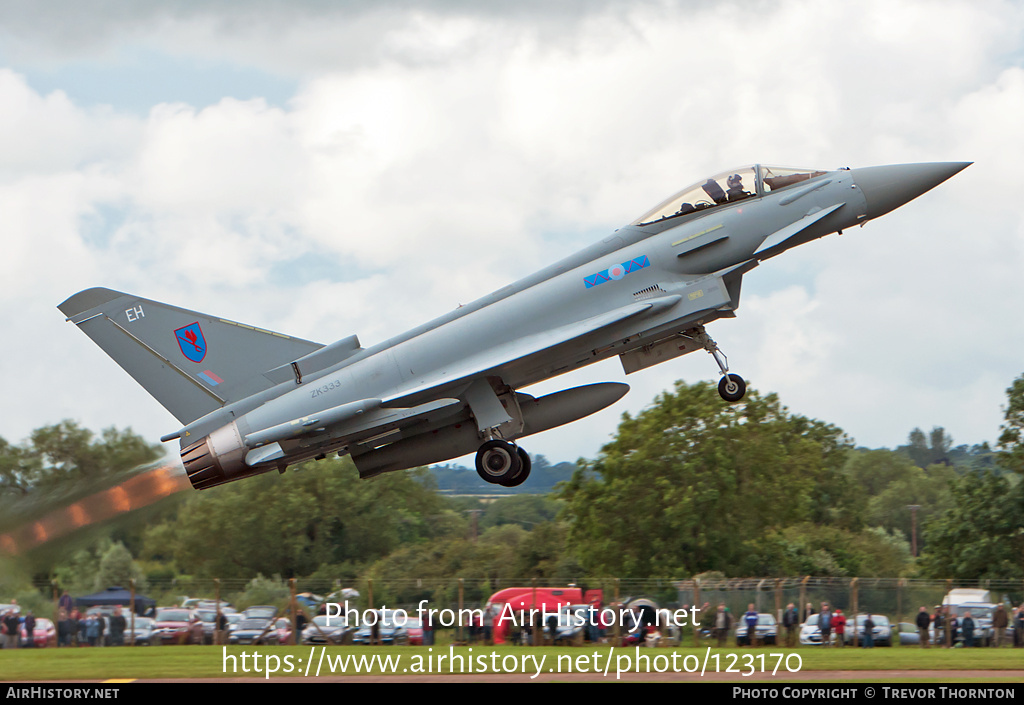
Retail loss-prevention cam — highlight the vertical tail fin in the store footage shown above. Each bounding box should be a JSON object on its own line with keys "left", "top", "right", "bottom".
{"left": 59, "top": 288, "right": 323, "bottom": 425}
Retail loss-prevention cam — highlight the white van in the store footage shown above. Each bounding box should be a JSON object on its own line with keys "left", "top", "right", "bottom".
{"left": 943, "top": 588, "right": 991, "bottom": 605}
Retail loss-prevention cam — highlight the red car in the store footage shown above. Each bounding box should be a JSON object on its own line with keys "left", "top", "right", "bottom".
{"left": 21, "top": 617, "right": 56, "bottom": 647}
{"left": 405, "top": 618, "right": 424, "bottom": 645}
{"left": 152, "top": 607, "right": 203, "bottom": 645}
{"left": 275, "top": 618, "right": 293, "bottom": 645}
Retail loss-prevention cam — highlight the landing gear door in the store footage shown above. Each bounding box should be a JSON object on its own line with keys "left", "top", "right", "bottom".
{"left": 463, "top": 378, "right": 525, "bottom": 440}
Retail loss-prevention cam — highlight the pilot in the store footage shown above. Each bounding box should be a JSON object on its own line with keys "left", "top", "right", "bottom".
{"left": 727, "top": 174, "right": 749, "bottom": 202}
{"left": 702, "top": 178, "right": 728, "bottom": 204}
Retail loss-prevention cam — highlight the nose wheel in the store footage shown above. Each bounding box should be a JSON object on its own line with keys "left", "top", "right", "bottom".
{"left": 694, "top": 326, "right": 746, "bottom": 403}
{"left": 718, "top": 373, "right": 746, "bottom": 403}
{"left": 475, "top": 439, "right": 532, "bottom": 487}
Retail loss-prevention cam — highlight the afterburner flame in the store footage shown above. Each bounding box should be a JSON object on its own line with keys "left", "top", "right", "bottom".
{"left": 0, "top": 465, "right": 190, "bottom": 556}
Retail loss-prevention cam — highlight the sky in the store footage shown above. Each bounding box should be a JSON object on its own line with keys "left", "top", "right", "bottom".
{"left": 2, "top": 0, "right": 1023, "bottom": 469}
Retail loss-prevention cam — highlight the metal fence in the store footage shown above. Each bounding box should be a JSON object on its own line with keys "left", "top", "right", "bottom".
{"left": 686, "top": 577, "right": 1023, "bottom": 627}
{"left": 33, "top": 575, "right": 1024, "bottom": 619}
{"left": 18, "top": 575, "right": 1024, "bottom": 648}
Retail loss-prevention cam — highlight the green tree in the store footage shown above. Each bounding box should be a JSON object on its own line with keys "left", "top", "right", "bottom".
{"left": 0, "top": 423, "right": 166, "bottom": 583}
{"left": 842, "top": 449, "right": 956, "bottom": 547}
{"left": 918, "top": 471, "right": 1024, "bottom": 580}
{"left": 150, "top": 457, "right": 455, "bottom": 579}
{"left": 364, "top": 520, "right": 581, "bottom": 605}
{"left": 998, "top": 373, "right": 1024, "bottom": 475}
{"left": 844, "top": 449, "right": 919, "bottom": 496}
{"left": 0, "top": 438, "right": 42, "bottom": 497}
{"left": 559, "top": 380, "right": 852, "bottom": 578}
{"left": 479, "top": 495, "right": 562, "bottom": 531}
{"left": 94, "top": 540, "right": 147, "bottom": 591}
{"left": 28, "top": 421, "right": 162, "bottom": 486}
{"left": 235, "top": 575, "right": 292, "bottom": 611}
{"left": 864, "top": 463, "right": 956, "bottom": 546}
{"left": 741, "top": 523, "right": 911, "bottom": 577}
{"left": 52, "top": 546, "right": 105, "bottom": 595}
{"left": 0, "top": 421, "right": 162, "bottom": 501}
{"left": 899, "top": 426, "right": 954, "bottom": 468}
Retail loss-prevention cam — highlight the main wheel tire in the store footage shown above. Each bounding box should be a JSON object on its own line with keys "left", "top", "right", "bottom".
{"left": 500, "top": 447, "right": 532, "bottom": 487}
{"left": 718, "top": 373, "right": 746, "bottom": 402}
{"left": 475, "top": 440, "right": 522, "bottom": 484}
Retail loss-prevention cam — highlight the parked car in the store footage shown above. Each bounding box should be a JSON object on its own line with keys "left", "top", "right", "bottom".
{"left": 274, "top": 618, "right": 293, "bottom": 645}
{"left": 125, "top": 616, "right": 160, "bottom": 646}
{"left": 229, "top": 617, "right": 280, "bottom": 645}
{"left": 243, "top": 605, "right": 279, "bottom": 620}
{"left": 405, "top": 618, "right": 424, "bottom": 646}
{"left": 942, "top": 603, "right": 1010, "bottom": 646}
{"left": 897, "top": 622, "right": 919, "bottom": 645}
{"left": 302, "top": 615, "right": 354, "bottom": 645}
{"left": 352, "top": 610, "right": 409, "bottom": 645}
{"left": 152, "top": 607, "right": 203, "bottom": 645}
{"left": 844, "top": 614, "right": 892, "bottom": 646}
{"left": 193, "top": 608, "right": 238, "bottom": 644}
{"left": 736, "top": 613, "right": 777, "bottom": 646}
{"left": 799, "top": 614, "right": 835, "bottom": 646}
{"left": 183, "top": 598, "right": 234, "bottom": 612}
{"left": 194, "top": 609, "right": 220, "bottom": 645}
{"left": 897, "top": 616, "right": 1004, "bottom": 647}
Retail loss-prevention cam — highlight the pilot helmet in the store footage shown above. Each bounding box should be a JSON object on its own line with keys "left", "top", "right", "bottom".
{"left": 728, "top": 174, "right": 743, "bottom": 187}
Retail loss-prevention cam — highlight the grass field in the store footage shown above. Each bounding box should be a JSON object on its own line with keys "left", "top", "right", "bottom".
{"left": 2, "top": 644, "right": 1023, "bottom": 681}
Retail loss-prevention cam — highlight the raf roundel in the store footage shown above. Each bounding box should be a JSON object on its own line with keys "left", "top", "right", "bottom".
{"left": 607, "top": 263, "right": 626, "bottom": 280}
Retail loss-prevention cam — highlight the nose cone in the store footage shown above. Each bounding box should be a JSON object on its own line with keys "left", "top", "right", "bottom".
{"left": 853, "top": 162, "right": 971, "bottom": 220}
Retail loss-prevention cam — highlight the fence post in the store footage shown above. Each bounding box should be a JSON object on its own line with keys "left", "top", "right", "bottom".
{"left": 367, "top": 578, "right": 374, "bottom": 643}
{"left": 215, "top": 578, "right": 222, "bottom": 645}
{"left": 851, "top": 578, "right": 858, "bottom": 648}
{"left": 945, "top": 579, "right": 952, "bottom": 648}
{"left": 798, "top": 576, "right": 809, "bottom": 648}
{"left": 459, "top": 577, "right": 465, "bottom": 645}
{"left": 694, "top": 578, "right": 701, "bottom": 647}
{"left": 775, "top": 579, "right": 782, "bottom": 646}
{"left": 130, "top": 579, "right": 137, "bottom": 647}
{"left": 614, "top": 578, "right": 621, "bottom": 647}
{"left": 289, "top": 578, "right": 298, "bottom": 645}
{"left": 896, "top": 578, "right": 903, "bottom": 627}
{"left": 51, "top": 580, "right": 59, "bottom": 648}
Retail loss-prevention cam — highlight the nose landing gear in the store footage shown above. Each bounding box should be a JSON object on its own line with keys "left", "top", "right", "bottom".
{"left": 718, "top": 373, "right": 746, "bottom": 403}
{"left": 694, "top": 326, "right": 746, "bottom": 403}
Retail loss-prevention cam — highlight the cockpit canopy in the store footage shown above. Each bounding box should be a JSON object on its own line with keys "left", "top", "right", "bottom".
{"left": 631, "top": 164, "right": 829, "bottom": 226}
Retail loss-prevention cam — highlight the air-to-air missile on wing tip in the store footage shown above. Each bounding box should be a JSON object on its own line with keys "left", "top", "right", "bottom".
{"left": 60, "top": 162, "right": 970, "bottom": 490}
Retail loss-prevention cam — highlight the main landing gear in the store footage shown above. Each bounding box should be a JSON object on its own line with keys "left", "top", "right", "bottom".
{"left": 475, "top": 439, "right": 532, "bottom": 487}
{"left": 694, "top": 325, "right": 746, "bottom": 403}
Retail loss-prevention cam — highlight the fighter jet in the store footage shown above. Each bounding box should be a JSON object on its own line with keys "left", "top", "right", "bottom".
{"left": 60, "top": 162, "right": 969, "bottom": 490}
